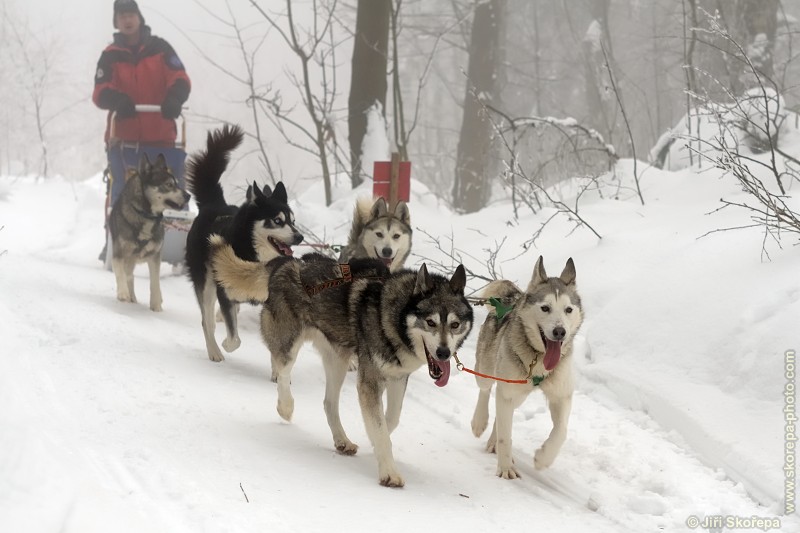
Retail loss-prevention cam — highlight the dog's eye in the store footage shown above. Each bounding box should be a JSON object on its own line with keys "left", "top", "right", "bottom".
{"left": 426, "top": 319, "right": 436, "bottom": 328}
{"left": 541, "top": 305, "right": 551, "bottom": 313}
{"left": 565, "top": 306, "right": 573, "bottom": 314}
{"left": 375, "top": 232, "right": 384, "bottom": 238}
{"left": 450, "top": 322, "right": 460, "bottom": 330}
{"left": 392, "top": 234, "right": 400, "bottom": 240}
{"left": 273, "top": 218, "right": 285, "bottom": 226}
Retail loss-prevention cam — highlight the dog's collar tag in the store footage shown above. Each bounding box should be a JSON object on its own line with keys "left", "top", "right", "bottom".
{"left": 488, "top": 297, "right": 514, "bottom": 319}
{"left": 531, "top": 375, "right": 545, "bottom": 386}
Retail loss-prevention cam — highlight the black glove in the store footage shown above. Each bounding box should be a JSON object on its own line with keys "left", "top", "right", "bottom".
{"left": 161, "top": 96, "right": 182, "bottom": 119}
{"left": 98, "top": 89, "right": 136, "bottom": 119}
{"left": 115, "top": 93, "right": 137, "bottom": 119}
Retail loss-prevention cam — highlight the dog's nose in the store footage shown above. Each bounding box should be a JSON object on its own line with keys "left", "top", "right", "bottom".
{"left": 294, "top": 233, "right": 304, "bottom": 244}
{"left": 435, "top": 346, "right": 450, "bottom": 360}
{"left": 381, "top": 247, "right": 393, "bottom": 258}
{"left": 552, "top": 326, "right": 566, "bottom": 341}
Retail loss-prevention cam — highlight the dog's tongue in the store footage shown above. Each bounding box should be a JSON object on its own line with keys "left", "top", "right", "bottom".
{"left": 544, "top": 340, "right": 562, "bottom": 371}
{"left": 279, "top": 242, "right": 294, "bottom": 256}
{"left": 381, "top": 257, "right": 392, "bottom": 267}
{"left": 433, "top": 359, "right": 450, "bottom": 387}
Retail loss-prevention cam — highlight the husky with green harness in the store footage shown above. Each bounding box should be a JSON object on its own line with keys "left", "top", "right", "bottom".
{"left": 469, "top": 256, "right": 584, "bottom": 480}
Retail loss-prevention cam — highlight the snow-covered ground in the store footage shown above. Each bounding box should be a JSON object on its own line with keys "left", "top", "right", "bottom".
{"left": 1, "top": 151, "right": 798, "bottom": 531}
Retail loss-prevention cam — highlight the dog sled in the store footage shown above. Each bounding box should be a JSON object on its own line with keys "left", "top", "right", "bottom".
{"left": 102, "top": 104, "right": 194, "bottom": 270}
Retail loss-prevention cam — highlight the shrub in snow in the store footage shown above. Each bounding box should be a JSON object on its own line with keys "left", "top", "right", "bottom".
{"left": 735, "top": 87, "right": 787, "bottom": 153}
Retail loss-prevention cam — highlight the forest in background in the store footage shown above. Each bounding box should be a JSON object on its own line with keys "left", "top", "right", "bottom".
{"left": 0, "top": 0, "right": 797, "bottom": 213}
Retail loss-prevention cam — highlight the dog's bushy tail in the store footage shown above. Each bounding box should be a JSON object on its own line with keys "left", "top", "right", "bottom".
{"left": 186, "top": 125, "right": 245, "bottom": 209}
{"left": 345, "top": 196, "right": 376, "bottom": 248}
{"left": 480, "top": 280, "right": 522, "bottom": 315}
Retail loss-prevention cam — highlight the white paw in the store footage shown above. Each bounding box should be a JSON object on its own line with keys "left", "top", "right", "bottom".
{"left": 208, "top": 349, "right": 225, "bottom": 363}
{"left": 471, "top": 415, "right": 488, "bottom": 438}
{"left": 534, "top": 445, "right": 556, "bottom": 470}
{"left": 497, "top": 464, "right": 520, "bottom": 479}
{"left": 335, "top": 440, "right": 359, "bottom": 456}
{"left": 379, "top": 468, "right": 405, "bottom": 488}
{"left": 150, "top": 300, "right": 163, "bottom": 312}
{"left": 277, "top": 397, "right": 294, "bottom": 422}
{"left": 222, "top": 336, "right": 241, "bottom": 352}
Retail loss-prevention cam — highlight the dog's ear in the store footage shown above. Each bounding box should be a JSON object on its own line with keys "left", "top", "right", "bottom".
{"left": 253, "top": 181, "right": 267, "bottom": 201}
{"left": 528, "top": 255, "right": 547, "bottom": 289}
{"left": 154, "top": 153, "right": 168, "bottom": 170}
{"left": 393, "top": 201, "right": 410, "bottom": 225}
{"left": 272, "top": 182, "right": 288, "bottom": 204}
{"left": 371, "top": 197, "right": 388, "bottom": 218}
{"left": 414, "top": 263, "right": 433, "bottom": 295}
{"left": 138, "top": 153, "right": 152, "bottom": 178}
{"left": 245, "top": 184, "right": 255, "bottom": 203}
{"left": 449, "top": 264, "right": 466, "bottom": 294}
{"left": 560, "top": 258, "right": 576, "bottom": 286}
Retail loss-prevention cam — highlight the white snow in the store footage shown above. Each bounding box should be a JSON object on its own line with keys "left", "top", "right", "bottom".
{"left": 1, "top": 153, "right": 798, "bottom": 532}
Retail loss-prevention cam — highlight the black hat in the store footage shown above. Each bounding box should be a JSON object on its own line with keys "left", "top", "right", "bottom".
{"left": 113, "top": 0, "right": 144, "bottom": 28}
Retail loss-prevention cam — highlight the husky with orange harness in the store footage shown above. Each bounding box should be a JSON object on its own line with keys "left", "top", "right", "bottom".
{"left": 470, "top": 256, "right": 583, "bottom": 479}
{"left": 211, "top": 241, "right": 473, "bottom": 487}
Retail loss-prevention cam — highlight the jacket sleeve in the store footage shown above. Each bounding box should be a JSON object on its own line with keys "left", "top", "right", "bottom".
{"left": 161, "top": 40, "right": 191, "bottom": 104}
{"left": 92, "top": 50, "right": 120, "bottom": 110}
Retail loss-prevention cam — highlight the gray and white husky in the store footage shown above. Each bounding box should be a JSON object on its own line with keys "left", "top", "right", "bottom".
{"left": 470, "top": 256, "right": 583, "bottom": 478}
{"left": 108, "top": 153, "right": 190, "bottom": 311}
{"left": 337, "top": 196, "right": 411, "bottom": 272}
{"left": 210, "top": 240, "right": 473, "bottom": 487}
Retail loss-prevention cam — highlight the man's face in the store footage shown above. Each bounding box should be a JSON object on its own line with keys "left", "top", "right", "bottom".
{"left": 115, "top": 11, "right": 141, "bottom": 37}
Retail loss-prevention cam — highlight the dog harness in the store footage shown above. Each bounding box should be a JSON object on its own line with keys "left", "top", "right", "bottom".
{"left": 303, "top": 264, "right": 387, "bottom": 297}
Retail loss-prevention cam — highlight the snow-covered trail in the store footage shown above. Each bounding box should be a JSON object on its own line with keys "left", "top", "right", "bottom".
{"left": 1, "top": 176, "right": 792, "bottom": 532}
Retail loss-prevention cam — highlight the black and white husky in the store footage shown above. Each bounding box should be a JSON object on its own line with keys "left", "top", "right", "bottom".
{"left": 470, "top": 256, "right": 583, "bottom": 478}
{"left": 184, "top": 125, "right": 303, "bottom": 362}
{"left": 210, "top": 240, "right": 474, "bottom": 487}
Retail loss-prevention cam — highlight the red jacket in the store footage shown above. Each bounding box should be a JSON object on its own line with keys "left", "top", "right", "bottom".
{"left": 93, "top": 26, "right": 190, "bottom": 146}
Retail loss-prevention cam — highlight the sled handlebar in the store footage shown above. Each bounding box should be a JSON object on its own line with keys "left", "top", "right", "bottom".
{"left": 109, "top": 105, "right": 187, "bottom": 149}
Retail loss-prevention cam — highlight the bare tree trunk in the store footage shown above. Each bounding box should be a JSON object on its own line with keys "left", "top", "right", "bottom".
{"left": 580, "top": 0, "right": 615, "bottom": 149}
{"left": 452, "top": 0, "right": 505, "bottom": 214}
{"left": 683, "top": 0, "right": 699, "bottom": 167}
{"left": 348, "top": 0, "right": 391, "bottom": 187}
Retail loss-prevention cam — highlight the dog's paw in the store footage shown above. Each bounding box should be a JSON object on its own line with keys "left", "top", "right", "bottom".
{"left": 335, "top": 440, "right": 359, "bottom": 456}
{"left": 277, "top": 398, "right": 294, "bottom": 422}
{"left": 534, "top": 445, "right": 556, "bottom": 470}
{"left": 150, "top": 299, "right": 163, "bottom": 312}
{"left": 208, "top": 350, "right": 225, "bottom": 363}
{"left": 270, "top": 370, "right": 278, "bottom": 383}
{"left": 347, "top": 356, "right": 358, "bottom": 372}
{"left": 222, "top": 336, "right": 241, "bottom": 352}
{"left": 378, "top": 469, "right": 405, "bottom": 488}
{"left": 485, "top": 433, "right": 498, "bottom": 453}
{"left": 117, "top": 292, "right": 134, "bottom": 303}
{"left": 471, "top": 416, "right": 488, "bottom": 438}
{"left": 496, "top": 465, "right": 520, "bottom": 480}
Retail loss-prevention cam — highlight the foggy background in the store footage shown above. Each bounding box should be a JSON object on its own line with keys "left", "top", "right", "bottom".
{"left": 1, "top": 0, "right": 798, "bottom": 207}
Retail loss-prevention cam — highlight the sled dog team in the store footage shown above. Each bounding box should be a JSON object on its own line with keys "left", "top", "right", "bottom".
{"left": 110, "top": 125, "right": 584, "bottom": 488}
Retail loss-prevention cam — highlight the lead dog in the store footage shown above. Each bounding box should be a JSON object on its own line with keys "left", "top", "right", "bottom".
{"left": 108, "top": 153, "right": 190, "bottom": 311}
{"left": 210, "top": 240, "right": 473, "bottom": 487}
{"left": 470, "top": 256, "right": 583, "bottom": 478}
